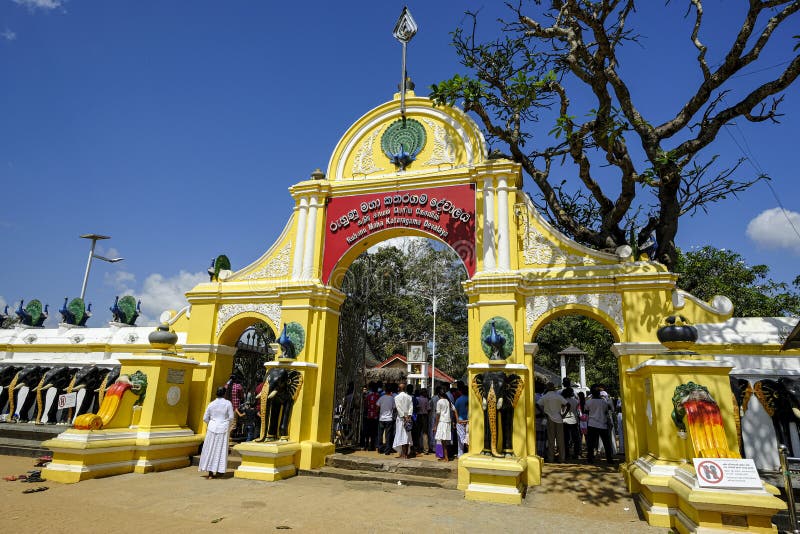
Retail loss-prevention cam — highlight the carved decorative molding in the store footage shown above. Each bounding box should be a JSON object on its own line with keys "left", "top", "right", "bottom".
{"left": 242, "top": 242, "right": 292, "bottom": 280}
{"left": 351, "top": 128, "right": 384, "bottom": 176}
{"left": 422, "top": 118, "right": 456, "bottom": 166}
{"left": 215, "top": 303, "right": 282, "bottom": 336}
{"left": 522, "top": 224, "right": 596, "bottom": 266}
{"left": 526, "top": 293, "right": 624, "bottom": 334}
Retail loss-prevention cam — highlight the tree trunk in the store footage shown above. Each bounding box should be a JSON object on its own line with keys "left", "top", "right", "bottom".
{"left": 656, "top": 171, "right": 681, "bottom": 271}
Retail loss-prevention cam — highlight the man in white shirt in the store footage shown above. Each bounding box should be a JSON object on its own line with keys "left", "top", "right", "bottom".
{"left": 561, "top": 387, "right": 581, "bottom": 461}
{"left": 537, "top": 382, "right": 567, "bottom": 463}
{"left": 376, "top": 387, "right": 396, "bottom": 455}
{"left": 392, "top": 383, "right": 414, "bottom": 459}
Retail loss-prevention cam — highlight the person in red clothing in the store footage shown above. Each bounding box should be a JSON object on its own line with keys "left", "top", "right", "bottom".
{"left": 225, "top": 374, "right": 244, "bottom": 438}
{"left": 363, "top": 382, "right": 380, "bottom": 451}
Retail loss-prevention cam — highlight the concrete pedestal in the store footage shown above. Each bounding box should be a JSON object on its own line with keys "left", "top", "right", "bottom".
{"left": 461, "top": 454, "right": 527, "bottom": 504}
{"left": 234, "top": 440, "right": 301, "bottom": 481}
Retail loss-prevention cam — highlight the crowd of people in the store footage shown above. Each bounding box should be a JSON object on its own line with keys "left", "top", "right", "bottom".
{"left": 201, "top": 371, "right": 625, "bottom": 477}
{"left": 361, "top": 380, "right": 469, "bottom": 461}
{"left": 536, "top": 378, "right": 624, "bottom": 465}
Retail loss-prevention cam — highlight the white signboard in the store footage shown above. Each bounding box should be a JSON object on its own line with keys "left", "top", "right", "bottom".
{"left": 693, "top": 458, "right": 762, "bottom": 490}
{"left": 407, "top": 343, "right": 426, "bottom": 363}
{"left": 58, "top": 392, "right": 77, "bottom": 409}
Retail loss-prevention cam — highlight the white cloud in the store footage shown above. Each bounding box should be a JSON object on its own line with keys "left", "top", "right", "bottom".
{"left": 135, "top": 271, "right": 206, "bottom": 325}
{"left": 1, "top": 28, "right": 17, "bottom": 41}
{"left": 135, "top": 271, "right": 205, "bottom": 325}
{"left": 13, "top": 0, "right": 64, "bottom": 11}
{"left": 746, "top": 207, "right": 800, "bottom": 255}
{"left": 104, "top": 270, "right": 136, "bottom": 292}
{"left": 102, "top": 269, "right": 205, "bottom": 325}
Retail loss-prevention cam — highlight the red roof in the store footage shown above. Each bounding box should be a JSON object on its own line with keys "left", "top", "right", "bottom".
{"left": 376, "top": 353, "right": 456, "bottom": 383}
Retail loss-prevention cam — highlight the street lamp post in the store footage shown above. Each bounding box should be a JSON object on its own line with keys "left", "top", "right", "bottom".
{"left": 79, "top": 234, "right": 124, "bottom": 301}
{"left": 418, "top": 293, "right": 440, "bottom": 391}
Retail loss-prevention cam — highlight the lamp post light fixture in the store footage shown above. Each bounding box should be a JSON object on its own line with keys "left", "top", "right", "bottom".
{"left": 79, "top": 234, "right": 124, "bottom": 301}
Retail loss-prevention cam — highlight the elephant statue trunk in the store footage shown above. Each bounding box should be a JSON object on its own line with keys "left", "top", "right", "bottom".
{"left": 487, "top": 385, "right": 499, "bottom": 457}
{"left": 4, "top": 371, "right": 21, "bottom": 421}
{"left": 34, "top": 375, "right": 48, "bottom": 424}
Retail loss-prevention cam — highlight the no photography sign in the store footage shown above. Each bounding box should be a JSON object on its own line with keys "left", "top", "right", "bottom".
{"left": 693, "top": 458, "right": 762, "bottom": 490}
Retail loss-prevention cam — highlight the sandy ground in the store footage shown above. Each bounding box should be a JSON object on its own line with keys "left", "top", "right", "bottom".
{"left": 0, "top": 454, "right": 668, "bottom": 534}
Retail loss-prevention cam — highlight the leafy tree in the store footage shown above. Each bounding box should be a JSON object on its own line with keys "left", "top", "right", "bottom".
{"left": 675, "top": 246, "right": 800, "bottom": 317}
{"left": 337, "top": 240, "right": 469, "bottom": 378}
{"left": 431, "top": 1, "right": 800, "bottom": 270}
{"left": 403, "top": 240, "right": 469, "bottom": 378}
{"left": 535, "top": 315, "right": 618, "bottom": 394}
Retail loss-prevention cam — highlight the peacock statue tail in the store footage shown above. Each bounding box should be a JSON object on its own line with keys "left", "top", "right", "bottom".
{"left": 17, "top": 300, "right": 45, "bottom": 327}
{"left": 208, "top": 255, "right": 231, "bottom": 282}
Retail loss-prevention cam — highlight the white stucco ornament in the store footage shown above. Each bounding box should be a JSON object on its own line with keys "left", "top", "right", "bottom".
{"left": 242, "top": 242, "right": 292, "bottom": 280}
{"left": 215, "top": 303, "right": 282, "bottom": 336}
{"left": 525, "top": 293, "right": 624, "bottom": 334}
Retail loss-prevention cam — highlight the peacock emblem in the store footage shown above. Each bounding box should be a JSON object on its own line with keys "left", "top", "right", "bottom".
{"left": 16, "top": 299, "right": 48, "bottom": 327}
{"left": 110, "top": 296, "right": 140, "bottom": 325}
{"left": 59, "top": 297, "right": 90, "bottom": 326}
{"left": 380, "top": 118, "right": 426, "bottom": 171}
{"left": 208, "top": 255, "right": 231, "bottom": 282}
{"left": 483, "top": 319, "right": 507, "bottom": 360}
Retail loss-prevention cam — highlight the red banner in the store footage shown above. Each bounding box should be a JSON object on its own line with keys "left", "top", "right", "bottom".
{"left": 322, "top": 184, "right": 476, "bottom": 283}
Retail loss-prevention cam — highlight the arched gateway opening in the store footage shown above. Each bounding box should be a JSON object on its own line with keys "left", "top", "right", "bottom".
{"left": 533, "top": 313, "right": 622, "bottom": 465}
{"left": 328, "top": 236, "right": 468, "bottom": 451}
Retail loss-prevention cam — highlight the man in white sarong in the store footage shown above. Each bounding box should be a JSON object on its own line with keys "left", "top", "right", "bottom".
{"left": 198, "top": 386, "right": 234, "bottom": 479}
{"left": 392, "top": 382, "right": 414, "bottom": 459}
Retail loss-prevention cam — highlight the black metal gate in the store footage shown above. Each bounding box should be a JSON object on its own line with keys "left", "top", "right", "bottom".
{"left": 232, "top": 323, "right": 275, "bottom": 404}
{"left": 331, "top": 255, "right": 372, "bottom": 449}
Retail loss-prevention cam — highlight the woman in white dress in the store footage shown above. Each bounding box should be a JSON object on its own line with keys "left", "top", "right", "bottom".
{"left": 434, "top": 385, "right": 456, "bottom": 462}
{"left": 198, "top": 386, "right": 234, "bottom": 479}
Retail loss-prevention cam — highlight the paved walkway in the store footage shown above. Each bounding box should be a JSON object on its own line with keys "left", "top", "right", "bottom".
{"left": 0, "top": 454, "right": 668, "bottom": 533}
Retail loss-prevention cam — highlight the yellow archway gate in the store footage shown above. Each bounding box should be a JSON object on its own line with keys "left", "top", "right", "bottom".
{"left": 88, "top": 90, "right": 784, "bottom": 528}
{"left": 174, "top": 91, "right": 666, "bottom": 478}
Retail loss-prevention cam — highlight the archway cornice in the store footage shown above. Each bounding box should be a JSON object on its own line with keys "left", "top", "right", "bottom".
{"left": 325, "top": 168, "right": 476, "bottom": 196}
{"left": 289, "top": 180, "right": 331, "bottom": 200}
{"left": 463, "top": 273, "right": 524, "bottom": 296}
{"left": 517, "top": 269, "right": 678, "bottom": 296}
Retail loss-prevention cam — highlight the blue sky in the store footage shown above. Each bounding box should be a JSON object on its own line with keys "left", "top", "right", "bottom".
{"left": 1, "top": 1, "right": 798, "bottom": 326}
